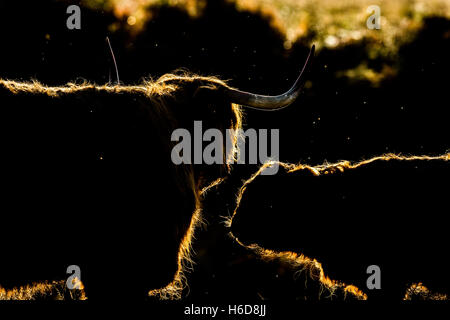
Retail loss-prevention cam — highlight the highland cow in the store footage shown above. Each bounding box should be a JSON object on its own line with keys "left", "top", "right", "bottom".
{"left": 0, "top": 46, "right": 315, "bottom": 300}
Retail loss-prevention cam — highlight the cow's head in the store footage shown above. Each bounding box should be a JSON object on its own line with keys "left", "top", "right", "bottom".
{"left": 156, "top": 45, "right": 315, "bottom": 188}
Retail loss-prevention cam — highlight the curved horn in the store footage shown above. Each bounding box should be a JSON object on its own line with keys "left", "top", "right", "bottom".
{"left": 226, "top": 45, "right": 315, "bottom": 110}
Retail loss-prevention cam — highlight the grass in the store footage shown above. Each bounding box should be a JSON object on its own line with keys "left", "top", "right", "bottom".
{"left": 89, "top": 0, "right": 450, "bottom": 49}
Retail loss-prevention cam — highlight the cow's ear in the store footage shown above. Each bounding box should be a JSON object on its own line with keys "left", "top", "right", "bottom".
{"left": 193, "top": 84, "right": 217, "bottom": 99}
{"left": 192, "top": 85, "right": 224, "bottom": 110}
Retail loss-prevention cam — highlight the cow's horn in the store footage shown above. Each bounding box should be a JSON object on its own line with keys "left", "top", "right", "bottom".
{"left": 226, "top": 45, "right": 315, "bottom": 110}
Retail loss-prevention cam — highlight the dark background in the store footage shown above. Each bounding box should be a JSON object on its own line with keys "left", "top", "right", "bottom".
{"left": 0, "top": 0, "right": 448, "bottom": 302}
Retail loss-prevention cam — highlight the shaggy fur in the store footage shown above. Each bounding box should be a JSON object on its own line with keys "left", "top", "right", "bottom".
{"left": 0, "top": 279, "right": 86, "bottom": 300}
{"left": 403, "top": 283, "right": 448, "bottom": 301}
